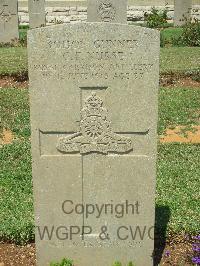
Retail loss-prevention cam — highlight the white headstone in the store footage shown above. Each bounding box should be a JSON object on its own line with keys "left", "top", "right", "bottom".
{"left": 28, "top": 20, "right": 159, "bottom": 266}
{"left": 174, "top": 0, "right": 192, "bottom": 26}
{"left": 0, "top": 0, "right": 19, "bottom": 43}
{"left": 28, "top": 0, "right": 46, "bottom": 29}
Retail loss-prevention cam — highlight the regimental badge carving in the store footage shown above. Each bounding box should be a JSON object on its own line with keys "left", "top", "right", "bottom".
{"left": 0, "top": 5, "right": 12, "bottom": 22}
{"left": 57, "top": 93, "right": 133, "bottom": 155}
{"left": 97, "top": 1, "right": 116, "bottom": 22}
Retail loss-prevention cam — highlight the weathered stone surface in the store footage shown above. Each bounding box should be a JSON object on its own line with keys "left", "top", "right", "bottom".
{"left": 28, "top": 23, "right": 159, "bottom": 266}
{"left": 28, "top": 0, "right": 46, "bottom": 29}
{"left": 174, "top": 0, "right": 192, "bottom": 26}
{"left": 88, "top": 0, "right": 127, "bottom": 23}
{"left": 0, "top": 0, "right": 19, "bottom": 43}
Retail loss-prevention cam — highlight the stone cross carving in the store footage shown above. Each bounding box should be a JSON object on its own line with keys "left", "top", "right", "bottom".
{"left": 39, "top": 86, "right": 149, "bottom": 157}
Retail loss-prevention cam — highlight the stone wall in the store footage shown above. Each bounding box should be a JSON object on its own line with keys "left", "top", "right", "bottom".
{"left": 18, "top": 0, "right": 200, "bottom": 25}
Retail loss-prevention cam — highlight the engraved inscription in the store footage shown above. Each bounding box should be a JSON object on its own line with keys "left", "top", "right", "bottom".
{"left": 57, "top": 93, "right": 133, "bottom": 155}
{"left": 98, "top": 2, "right": 116, "bottom": 22}
{"left": 0, "top": 5, "right": 12, "bottom": 22}
{"left": 31, "top": 62, "right": 153, "bottom": 80}
{"left": 30, "top": 36, "right": 156, "bottom": 81}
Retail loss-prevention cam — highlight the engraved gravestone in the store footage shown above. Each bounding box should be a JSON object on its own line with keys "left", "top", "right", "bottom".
{"left": 87, "top": 0, "right": 127, "bottom": 24}
{"left": 28, "top": 22, "right": 159, "bottom": 266}
{"left": 174, "top": 0, "right": 192, "bottom": 26}
{"left": 0, "top": 0, "right": 19, "bottom": 43}
{"left": 28, "top": 0, "right": 45, "bottom": 29}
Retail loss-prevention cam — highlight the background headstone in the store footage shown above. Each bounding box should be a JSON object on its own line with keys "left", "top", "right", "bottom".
{"left": 28, "top": 0, "right": 46, "bottom": 29}
{"left": 87, "top": 0, "right": 127, "bottom": 24}
{"left": 0, "top": 0, "right": 19, "bottom": 43}
{"left": 174, "top": 0, "right": 192, "bottom": 26}
{"left": 28, "top": 22, "right": 159, "bottom": 266}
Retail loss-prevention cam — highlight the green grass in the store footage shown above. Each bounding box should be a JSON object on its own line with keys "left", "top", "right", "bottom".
{"left": 157, "top": 143, "right": 200, "bottom": 234}
{"left": 50, "top": 258, "right": 74, "bottom": 266}
{"left": 0, "top": 88, "right": 30, "bottom": 138}
{"left": 19, "top": 28, "right": 28, "bottom": 42}
{"left": 19, "top": 25, "right": 29, "bottom": 30}
{"left": 158, "top": 87, "right": 200, "bottom": 134}
{"left": 0, "top": 80, "right": 32, "bottom": 246}
{"left": 0, "top": 87, "right": 199, "bottom": 243}
{"left": 0, "top": 140, "right": 34, "bottom": 244}
{"left": 160, "top": 47, "right": 200, "bottom": 73}
{"left": 161, "top": 27, "right": 183, "bottom": 40}
{"left": 160, "top": 27, "right": 183, "bottom": 46}
{"left": 0, "top": 47, "right": 28, "bottom": 76}
{"left": 19, "top": 25, "right": 29, "bottom": 43}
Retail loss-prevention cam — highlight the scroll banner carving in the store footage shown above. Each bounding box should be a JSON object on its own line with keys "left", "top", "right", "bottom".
{"left": 57, "top": 93, "right": 133, "bottom": 155}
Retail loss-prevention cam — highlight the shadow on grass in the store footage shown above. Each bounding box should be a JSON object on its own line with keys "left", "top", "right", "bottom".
{"left": 154, "top": 205, "right": 171, "bottom": 266}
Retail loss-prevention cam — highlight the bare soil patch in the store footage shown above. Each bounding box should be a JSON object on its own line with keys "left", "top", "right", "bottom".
{"left": 160, "top": 75, "right": 200, "bottom": 88}
{"left": 0, "top": 76, "right": 28, "bottom": 89}
{"left": 155, "top": 234, "right": 195, "bottom": 266}
{"left": 0, "top": 243, "right": 35, "bottom": 266}
{"left": 160, "top": 125, "right": 200, "bottom": 143}
{"left": 0, "top": 129, "right": 14, "bottom": 145}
